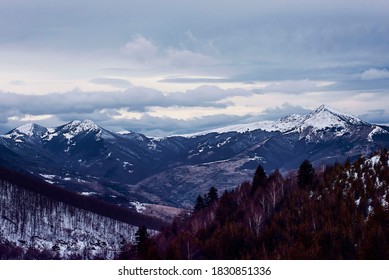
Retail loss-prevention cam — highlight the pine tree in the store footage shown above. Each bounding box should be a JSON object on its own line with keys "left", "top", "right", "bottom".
{"left": 251, "top": 164, "right": 267, "bottom": 193}
{"left": 194, "top": 195, "right": 206, "bottom": 212}
{"left": 297, "top": 160, "right": 315, "bottom": 190}
{"left": 135, "top": 226, "right": 149, "bottom": 257}
{"left": 206, "top": 187, "right": 218, "bottom": 205}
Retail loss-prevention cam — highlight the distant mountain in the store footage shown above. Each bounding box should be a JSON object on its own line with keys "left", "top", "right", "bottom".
{"left": 1, "top": 105, "right": 389, "bottom": 207}
{"left": 184, "top": 105, "right": 368, "bottom": 135}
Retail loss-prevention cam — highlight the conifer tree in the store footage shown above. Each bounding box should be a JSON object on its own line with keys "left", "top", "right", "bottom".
{"left": 297, "top": 160, "right": 315, "bottom": 190}
{"left": 194, "top": 195, "right": 206, "bottom": 212}
{"left": 135, "top": 226, "right": 149, "bottom": 256}
{"left": 251, "top": 164, "right": 267, "bottom": 193}
{"left": 206, "top": 187, "right": 218, "bottom": 205}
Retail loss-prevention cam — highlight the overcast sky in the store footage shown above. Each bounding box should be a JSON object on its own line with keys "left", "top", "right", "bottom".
{"left": 1, "top": 0, "right": 389, "bottom": 135}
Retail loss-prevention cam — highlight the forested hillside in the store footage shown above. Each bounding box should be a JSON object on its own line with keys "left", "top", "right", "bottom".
{"left": 127, "top": 150, "right": 389, "bottom": 259}
{"left": 0, "top": 167, "right": 165, "bottom": 259}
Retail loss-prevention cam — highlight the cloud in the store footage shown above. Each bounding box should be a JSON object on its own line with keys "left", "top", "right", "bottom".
{"left": 256, "top": 80, "right": 334, "bottom": 94}
{"left": 360, "top": 68, "right": 389, "bottom": 80}
{"left": 0, "top": 88, "right": 164, "bottom": 115}
{"left": 2, "top": 1, "right": 388, "bottom": 96}
{"left": 120, "top": 35, "right": 218, "bottom": 73}
{"left": 158, "top": 77, "right": 230, "bottom": 83}
{"left": 0, "top": 112, "right": 9, "bottom": 124}
{"left": 100, "top": 113, "right": 254, "bottom": 136}
{"left": 90, "top": 78, "right": 133, "bottom": 88}
{"left": 1, "top": 1, "right": 389, "bottom": 134}
{"left": 262, "top": 103, "right": 311, "bottom": 119}
{"left": 0, "top": 85, "right": 255, "bottom": 117}
{"left": 0, "top": 85, "right": 260, "bottom": 135}
{"left": 121, "top": 35, "right": 158, "bottom": 63}
{"left": 9, "top": 80, "right": 28, "bottom": 86}
{"left": 168, "top": 85, "right": 253, "bottom": 107}
{"left": 166, "top": 48, "right": 216, "bottom": 68}
{"left": 359, "top": 109, "right": 389, "bottom": 124}
{"left": 57, "top": 109, "right": 120, "bottom": 123}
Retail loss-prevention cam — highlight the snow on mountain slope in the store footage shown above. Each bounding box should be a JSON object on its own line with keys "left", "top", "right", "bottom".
{"left": 1, "top": 123, "right": 48, "bottom": 142}
{"left": 296, "top": 105, "right": 366, "bottom": 131}
{"left": 1, "top": 120, "right": 105, "bottom": 144}
{"left": 0, "top": 105, "right": 370, "bottom": 141}
{"left": 181, "top": 105, "right": 366, "bottom": 137}
{"left": 0, "top": 105, "right": 388, "bottom": 208}
{"left": 368, "top": 126, "right": 389, "bottom": 142}
{"left": 42, "top": 119, "right": 116, "bottom": 143}
{"left": 11, "top": 123, "right": 38, "bottom": 137}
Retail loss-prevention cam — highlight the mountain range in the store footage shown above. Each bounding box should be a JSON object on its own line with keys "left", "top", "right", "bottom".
{"left": 1, "top": 105, "right": 389, "bottom": 208}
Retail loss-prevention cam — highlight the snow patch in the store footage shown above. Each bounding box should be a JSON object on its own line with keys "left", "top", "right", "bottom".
{"left": 367, "top": 155, "right": 381, "bottom": 166}
{"left": 247, "top": 155, "right": 264, "bottom": 162}
{"left": 130, "top": 201, "right": 146, "bottom": 213}
{"left": 148, "top": 141, "right": 157, "bottom": 150}
{"left": 368, "top": 126, "right": 388, "bottom": 142}
{"left": 381, "top": 198, "right": 388, "bottom": 209}
{"left": 80, "top": 192, "right": 97, "bottom": 196}
{"left": 40, "top": 174, "right": 56, "bottom": 180}
{"left": 61, "top": 120, "right": 101, "bottom": 142}
{"left": 15, "top": 123, "right": 36, "bottom": 137}
{"left": 217, "top": 137, "right": 231, "bottom": 147}
{"left": 123, "top": 161, "right": 133, "bottom": 169}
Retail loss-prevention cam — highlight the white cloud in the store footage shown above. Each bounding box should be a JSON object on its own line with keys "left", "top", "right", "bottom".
{"left": 121, "top": 35, "right": 159, "bottom": 63}
{"left": 166, "top": 48, "right": 216, "bottom": 68}
{"left": 20, "top": 114, "right": 53, "bottom": 122}
{"left": 121, "top": 34, "right": 217, "bottom": 73}
{"left": 360, "top": 68, "right": 389, "bottom": 80}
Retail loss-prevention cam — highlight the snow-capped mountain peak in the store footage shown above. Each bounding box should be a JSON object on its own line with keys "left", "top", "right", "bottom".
{"left": 2, "top": 123, "right": 48, "bottom": 142}
{"left": 62, "top": 119, "right": 101, "bottom": 134}
{"left": 15, "top": 123, "right": 37, "bottom": 136}
{"left": 59, "top": 119, "right": 121, "bottom": 144}
{"left": 282, "top": 105, "right": 365, "bottom": 138}
{"left": 182, "top": 105, "right": 366, "bottom": 136}
{"left": 303, "top": 104, "right": 365, "bottom": 127}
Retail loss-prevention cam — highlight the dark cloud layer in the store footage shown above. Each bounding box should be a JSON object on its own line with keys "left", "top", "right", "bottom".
{"left": 0, "top": 85, "right": 255, "bottom": 119}
{"left": 105, "top": 113, "right": 254, "bottom": 136}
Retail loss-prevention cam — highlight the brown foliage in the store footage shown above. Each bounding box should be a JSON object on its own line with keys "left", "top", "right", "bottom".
{"left": 132, "top": 150, "right": 389, "bottom": 259}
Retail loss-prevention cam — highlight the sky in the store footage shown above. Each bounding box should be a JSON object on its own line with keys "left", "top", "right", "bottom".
{"left": 0, "top": 0, "right": 389, "bottom": 136}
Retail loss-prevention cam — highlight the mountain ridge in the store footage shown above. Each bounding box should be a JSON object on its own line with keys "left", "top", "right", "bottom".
{"left": 180, "top": 104, "right": 369, "bottom": 136}
{"left": 2, "top": 104, "right": 367, "bottom": 138}
{"left": 1, "top": 105, "right": 389, "bottom": 207}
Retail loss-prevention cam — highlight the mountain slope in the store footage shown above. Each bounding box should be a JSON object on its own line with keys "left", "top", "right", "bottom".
{"left": 0, "top": 167, "right": 153, "bottom": 259}
{"left": 131, "top": 107, "right": 389, "bottom": 206}
{"left": 133, "top": 150, "right": 389, "bottom": 260}
{"left": 0, "top": 105, "right": 388, "bottom": 207}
